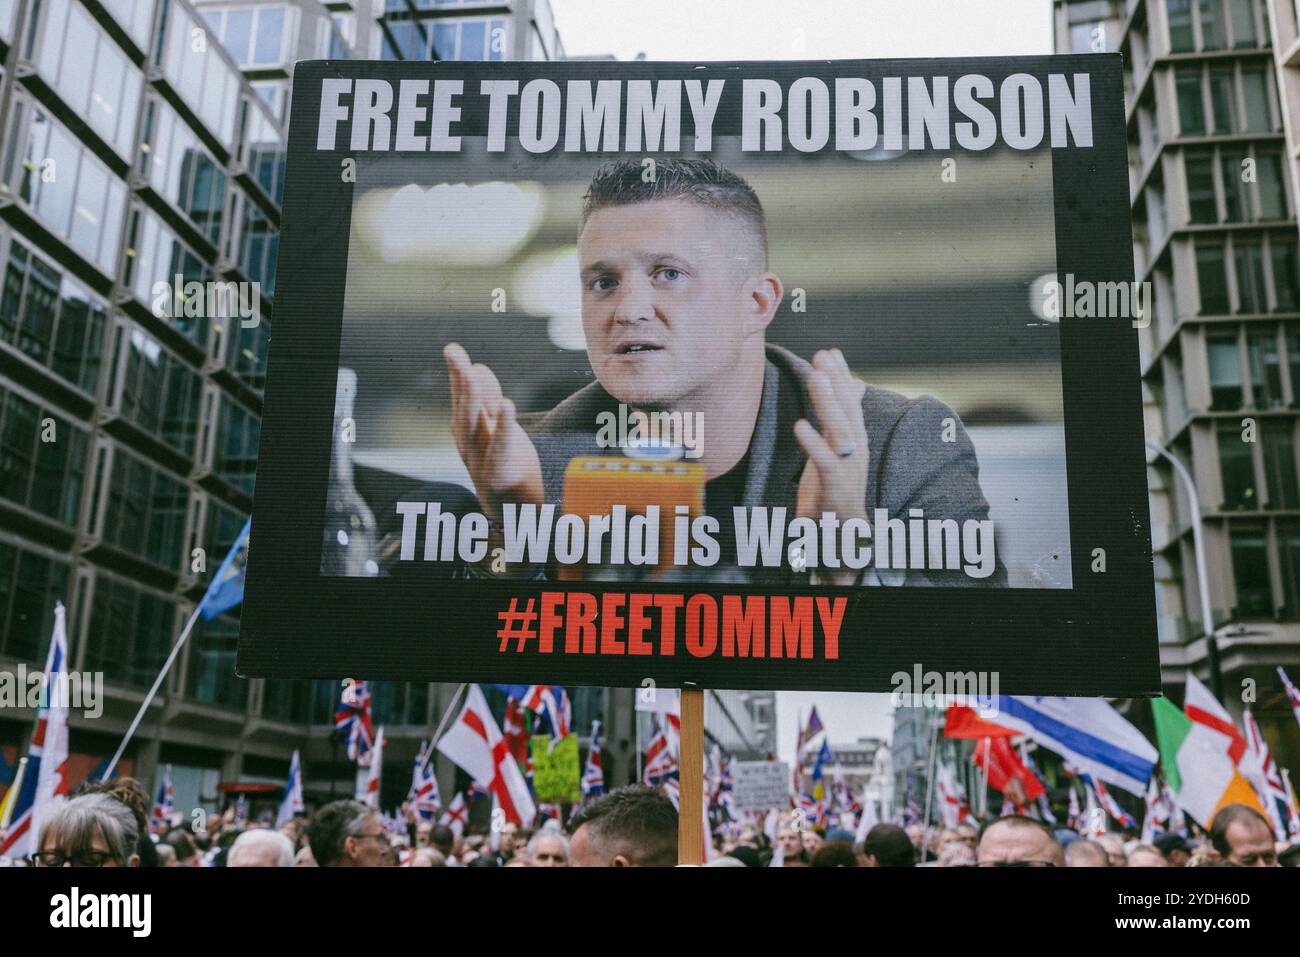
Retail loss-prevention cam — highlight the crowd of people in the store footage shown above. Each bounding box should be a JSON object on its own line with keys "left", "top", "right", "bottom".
{"left": 13, "top": 775, "right": 1300, "bottom": 868}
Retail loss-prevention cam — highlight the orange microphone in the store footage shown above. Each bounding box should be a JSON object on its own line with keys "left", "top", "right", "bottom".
{"left": 558, "top": 455, "right": 705, "bottom": 581}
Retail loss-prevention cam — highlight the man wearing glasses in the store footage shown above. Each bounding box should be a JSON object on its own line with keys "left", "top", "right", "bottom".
{"left": 307, "top": 800, "right": 394, "bottom": 868}
{"left": 975, "top": 815, "right": 1065, "bottom": 868}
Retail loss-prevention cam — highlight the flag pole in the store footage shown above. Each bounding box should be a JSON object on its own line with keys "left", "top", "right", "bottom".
{"left": 634, "top": 708, "right": 642, "bottom": 784}
{"left": 423, "top": 683, "right": 468, "bottom": 773}
{"left": 0, "top": 757, "right": 27, "bottom": 832}
{"left": 678, "top": 687, "right": 705, "bottom": 865}
{"left": 102, "top": 603, "right": 204, "bottom": 781}
{"left": 920, "top": 713, "right": 940, "bottom": 854}
{"left": 981, "top": 736, "right": 991, "bottom": 817}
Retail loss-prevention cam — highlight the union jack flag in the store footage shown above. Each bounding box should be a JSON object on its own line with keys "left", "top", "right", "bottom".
{"left": 151, "top": 764, "right": 174, "bottom": 828}
{"left": 833, "top": 775, "right": 862, "bottom": 815}
{"left": 711, "top": 750, "right": 737, "bottom": 821}
{"left": 797, "top": 792, "right": 827, "bottom": 828}
{"left": 581, "top": 720, "right": 604, "bottom": 798}
{"left": 1244, "top": 708, "right": 1291, "bottom": 840}
{"left": 521, "top": 685, "right": 572, "bottom": 742}
{"left": 643, "top": 717, "right": 678, "bottom": 784}
{"left": 1071, "top": 766, "right": 1135, "bottom": 829}
{"left": 335, "top": 680, "right": 374, "bottom": 765}
{"left": 408, "top": 741, "right": 441, "bottom": 821}
{"left": 1280, "top": 667, "right": 1300, "bottom": 726}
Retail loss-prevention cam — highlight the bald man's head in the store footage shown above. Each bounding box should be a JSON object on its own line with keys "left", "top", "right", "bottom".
{"left": 976, "top": 816, "right": 1064, "bottom": 867}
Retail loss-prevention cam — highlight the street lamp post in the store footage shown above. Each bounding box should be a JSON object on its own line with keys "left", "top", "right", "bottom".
{"left": 1146, "top": 441, "right": 1223, "bottom": 699}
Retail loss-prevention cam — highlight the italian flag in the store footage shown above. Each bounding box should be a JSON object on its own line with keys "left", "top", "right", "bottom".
{"left": 1151, "top": 676, "right": 1266, "bottom": 829}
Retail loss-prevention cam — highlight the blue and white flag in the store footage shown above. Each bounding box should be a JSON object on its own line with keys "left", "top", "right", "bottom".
{"left": 276, "top": 750, "right": 305, "bottom": 828}
{"left": 992, "top": 696, "right": 1157, "bottom": 797}
{"left": 198, "top": 518, "right": 251, "bottom": 620}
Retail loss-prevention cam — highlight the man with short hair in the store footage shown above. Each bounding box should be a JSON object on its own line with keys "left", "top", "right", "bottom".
{"left": 429, "top": 822, "right": 457, "bottom": 862}
{"left": 862, "top": 823, "right": 915, "bottom": 867}
{"left": 1064, "top": 839, "right": 1109, "bottom": 867}
{"left": 567, "top": 785, "right": 677, "bottom": 867}
{"left": 976, "top": 816, "right": 1064, "bottom": 867}
{"left": 526, "top": 829, "right": 570, "bottom": 867}
{"left": 415, "top": 820, "right": 433, "bottom": 848}
{"left": 1210, "top": 803, "right": 1278, "bottom": 867}
{"left": 1095, "top": 832, "right": 1128, "bottom": 867}
{"left": 1154, "top": 833, "right": 1191, "bottom": 867}
{"left": 1126, "top": 844, "right": 1169, "bottom": 867}
{"left": 774, "top": 819, "right": 804, "bottom": 864}
{"left": 444, "top": 158, "right": 1004, "bottom": 589}
{"left": 307, "top": 800, "right": 392, "bottom": 868}
{"left": 228, "top": 828, "right": 296, "bottom": 867}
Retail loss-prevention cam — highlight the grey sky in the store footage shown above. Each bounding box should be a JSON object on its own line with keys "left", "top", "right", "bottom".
{"left": 550, "top": 0, "right": 1053, "bottom": 62}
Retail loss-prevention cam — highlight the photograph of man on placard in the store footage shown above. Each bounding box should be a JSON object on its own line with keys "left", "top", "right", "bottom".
{"left": 442, "top": 159, "right": 1005, "bottom": 587}
{"left": 328, "top": 140, "right": 1070, "bottom": 589}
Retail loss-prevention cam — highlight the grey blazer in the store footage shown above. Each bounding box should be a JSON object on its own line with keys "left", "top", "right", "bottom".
{"left": 518, "top": 343, "right": 1006, "bottom": 587}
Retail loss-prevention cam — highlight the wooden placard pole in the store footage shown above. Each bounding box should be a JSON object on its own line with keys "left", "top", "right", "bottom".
{"left": 677, "top": 687, "right": 705, "bottom": 865}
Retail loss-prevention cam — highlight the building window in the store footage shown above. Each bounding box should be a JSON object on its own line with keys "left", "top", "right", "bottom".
{"left": 1199, "top": 0, "right": 1223, "bottom": 48}
{"left": 158, "top": 1, "right": 240, "bottom": 150}
{"left": 1272, "top": 237, "right": 1300, "bottom": 312}
{"left": 1208, "top": 66, "right": 1236, "bottom": 133}
{"left": 125, "top": 207, "right": 214, "bottom": 349}
{"left": 1176, "top": 68, "right": 1206, "bottom": 135}
{"left": 6, "top": 105, "right": 127, "bottom": 278}
{"left": 212, "top": 395, "right": 260, "bottom": 494}
{"left": 113, "top": 326, "right": 202, "bottom": 458}
{"left": 1220, "top": 155, "right": 1246, "bottom": 222}
{"left": 0, "top": 240, "right": 107, "bottom": 395}
{"left": 200, "top": 3, "right": 289, "bottom": 68}
{"left": 0, "top": 541, "right": 69, "bottom": 661}
{"left": 0, "top": 386, "right": 88, "bottom": 527}
{"left": 100, "top": 445, "right": 187, "bottom": 571}
{"left": 203, "top": 497, "right": 244, "bottom": 560}
{"left": 1255, "top": 150, "right": 1288, "bottom": 220}
{"left": 262, "top": 679, "right": 314, "bottom": 724}
{"left": 233, "top": 196, "right": 278, "bottom": 294}
{"left": 1229, "top": 524, "right": 1273, "bottom": 616}
{"left": 100, "top": 0, "right": 157, "bottom": 51}
{"left": 429, "top": 17, "right": 507, "bottom": 61}
{"left": 1279, "top": 520, "right": 1300, "bottom": 616}
{"left": 1246, "top": 328, "right": 1283, "bottom": 406}
{"left": 138, "top": 97, "right": 227, "bottom": 245}
{"left": 1262, "top": 420, "right": 1299, "bottom": 508}
{"left": 1185, "top": 152, "right": 1216, "bottom": 223}
{"left": 226, "top": 317, "right": 269, "bottom": 394}
{"left": 1218, "top": 421, "right": 1256, "bottom": 508}
{"left": 1235, "top": 240, "right": 1265, "bottom": 313}
{"left": 1168, "top": 0, "right": 1195, "bottom": 51}
{"left": 1196, "top": 240, "right": 1229, "bottom": 313}
{"left": 187, "top": 615, "right": 247, "bottom": 710}
{"left": 34, "top": 0, "right": 144, "bottom": 159}
{"left": 83, "top": 574, "right": 174, "bottom": 690}
{"left": 1207, "top": 331, "right": 1243, "bottom": 408}
{"left": 1240, "top": 64, "right": 1273, "bottom": 132}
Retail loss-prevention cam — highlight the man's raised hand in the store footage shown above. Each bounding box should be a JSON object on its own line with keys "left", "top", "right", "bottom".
{"left": 793, "top": 348, "right": 869, "bottom": 585}
{"left": 443, "top": 343, "right": 543, "bottom": 524}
